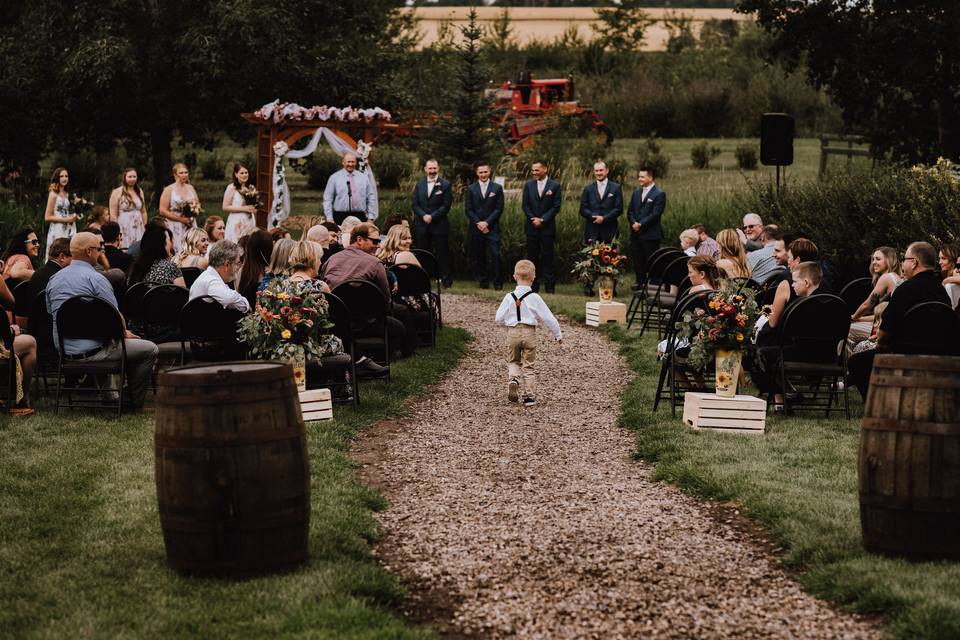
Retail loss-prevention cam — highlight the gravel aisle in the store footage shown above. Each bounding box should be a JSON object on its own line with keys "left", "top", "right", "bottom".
{"left": 355, "top": 294, "right": 879, "bottom": 639}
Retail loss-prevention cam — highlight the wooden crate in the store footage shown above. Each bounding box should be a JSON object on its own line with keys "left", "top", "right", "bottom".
{"left": 682, "top": 392, "right": 766, "bottom": 434}
{"left": 585, "top": 301, "right": 626, "bottom": 327}
{"left": 299, "top": 388, "right": 333, "bottom": 422}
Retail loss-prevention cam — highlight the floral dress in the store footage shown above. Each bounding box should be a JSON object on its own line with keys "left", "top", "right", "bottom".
{"left": 224, "top": 186, "right": 255, "bottom": 242}
{"left": 169, "top": 188, "right": 197, "bottom": 253}
{"left": 45, "top": 194, "right": 75, "bottom": 261}
{"left": 117, "top": 191, "right": 145, "bottom": 249}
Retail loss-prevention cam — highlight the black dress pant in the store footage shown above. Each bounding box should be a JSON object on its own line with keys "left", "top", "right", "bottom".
{"left": 470, "top": 229, "right": 501, "bottom": 287}
{"left": 413, "top": 226, "right": 451, "bottom": 286}
{"left": 526, "top": 233, "right": 556, "bottom": 289}
{"left": 630, "top": 236, "right": 661, "bottom": 284}
{"left": 847, "top": 349, "right": 877, "bottom": 400}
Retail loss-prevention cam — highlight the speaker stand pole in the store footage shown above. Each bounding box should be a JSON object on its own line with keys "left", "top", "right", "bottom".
{"left": 776, "top": 165, "right": 782, "bottom": 195}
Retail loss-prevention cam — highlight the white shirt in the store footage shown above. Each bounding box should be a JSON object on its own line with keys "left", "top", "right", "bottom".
{"left": 641, "top": 182, "right": 655, "bottom": 201}
{"left": 596, "top": 179, "right": 608, "bottom": 199}
{"left": 427, "top": 178, "right": 436, "bottom": 196}
{"left": 495, "top": 285, "right": 562, "bottom": 340}
{"left": 189, "top": 266, "right": 251, "bottom": 313}
{"left": 537, "top": 177, "right": 547, "bottom": 196}
{"left": 479, "top": 180, "right": 489, "bottom": 197}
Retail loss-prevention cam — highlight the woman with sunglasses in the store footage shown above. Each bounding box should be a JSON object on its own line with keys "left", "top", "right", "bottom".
{"left": 2, "top": 228, "right": 41, "bottom": 282}
{"left": 43, "top": 167, "right": 79, "bottom": 261}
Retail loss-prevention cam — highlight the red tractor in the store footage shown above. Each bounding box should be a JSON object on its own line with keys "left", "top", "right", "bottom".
{"left": 488, "top": 72, "right": 613, "bottom": 153}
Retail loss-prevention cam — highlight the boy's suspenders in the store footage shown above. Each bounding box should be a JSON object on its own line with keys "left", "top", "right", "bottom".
{"left": 510, "top": 291, "right": 535, "bottom": 322}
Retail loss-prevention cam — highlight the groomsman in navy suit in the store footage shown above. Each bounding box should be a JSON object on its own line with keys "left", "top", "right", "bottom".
{"left": 626, "top": 166, "right": 666, "bottom": 290}
{"left": 412, "top": 159, "right": 453, "bottom": 286}
{"left": 521, "top": 160, "right": 562, "bottom": 293}
{"left": 579, "top": 161, "right": 623, "bottom": 293}
{"left": 464, "top": 162, "right": 505, "bottom": 289}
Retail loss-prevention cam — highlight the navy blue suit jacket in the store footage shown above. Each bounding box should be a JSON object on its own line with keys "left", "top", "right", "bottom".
{"left": 465, "top": 181, "right": 505, "bottom": 233}
{"left": 579, "top": 181, "right": 623, "bottom": 241}
{"left": 626, "top": 185, "right": 666, "bottom": 240}
{"left": 411, "top": 177, "right": 453, "bottom": 235}
{"left": 521, "top": 178, "right": 562, "bottom": 236}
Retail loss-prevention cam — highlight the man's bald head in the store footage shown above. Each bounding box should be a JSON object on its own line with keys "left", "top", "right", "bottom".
{"left": 342, "top": 153, "right": 358, "bottom": 172}
{"left": 70, "top": 232, "right": 103, "bottom": 263}
{"left": 306, "top": 224, "right": 330, "bottom": 245}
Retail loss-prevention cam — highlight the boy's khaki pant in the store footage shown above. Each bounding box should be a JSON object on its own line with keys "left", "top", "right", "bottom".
{"left": 506, "top": 324, "right": 537, "bottom": 397}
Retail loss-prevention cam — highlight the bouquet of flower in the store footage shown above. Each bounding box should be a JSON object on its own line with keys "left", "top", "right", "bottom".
{"left": 677, "top": 282, "right": 762, "bottom": 369}
{"left": 571, "top": 240, "right": 628, "bottom": 285}
{"left": 176, "top": 200, "right": 202, "bottom": 219}
{"left": 239, "top": 184, "right": 263, "bottom": 209}
{"left": 70, "top": 193, "right": 94, "bottom": 221}
{"left": 237, "top": 279, "right": 341, "bottom": 366}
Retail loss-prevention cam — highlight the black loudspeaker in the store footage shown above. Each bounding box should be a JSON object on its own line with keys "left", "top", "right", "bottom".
{"left": 760, "top": 113, "right": 795, "bottom": 166}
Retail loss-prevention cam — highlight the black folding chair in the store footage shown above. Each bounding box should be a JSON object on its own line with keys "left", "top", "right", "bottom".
{"left": 306, "top": 292, "right": 359, "bottom": 405}
{"left": 142, "top": 284, "right": 190, "bottom": 365}
{"left": 26, "top": 290, "right": 60, "bottom": 394}
{"left": 638, "top": 255, "right": 690, "bottom": 337}
{"left": 332, "top": 279, "right": 391, "bottom": 370}
{"left": 627, "top": 249, "right": 684, "bottom": 329}
{"left": 121, "top": 280, "right": 158, "bottom": 326}
{"left": 54, "top": 295, "right": 128, "bottom": 416}
{"left": 652, "top": 290, "right": 714, "bottom": 416}
{"left": 390, "top": 263, "right": 437, "bottom": 346}
{"left": 180, "top": 267, "right": 203, "bottom": 288}
{"left": 839, "top": 277, "right": 873, "bottom": 316}
{"left": 411, "top": 249, "right": 443, "bottom": 328}
{"left": 178, "top": 296, "right": 246, "bottom": 364}
{"left": 776, "top": 294, "right": 851, "bottom": 417}
{"left": 896, "top": 301, "right": 960, "bottom": 355}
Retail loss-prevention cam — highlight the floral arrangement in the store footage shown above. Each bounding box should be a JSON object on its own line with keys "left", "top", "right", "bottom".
{"left": 239, "top": 184, "right": 263, "bottom": 209}
{"left": 175, "top": 200, "right": 202, "bottom": 219}
{"left": 571, "top": 240, "right": 628, "bottom": 285}
{"left": 677, "top": 282, "right": 762, "bottom": 369}
{"left": 253, "top": 100, "right": 392, "bottom": 125}
{"left": 237, "top": 279, "right": 342, "bottom": 369}
{"left": 70, "top": 193, "right": 94, "bottom": 220}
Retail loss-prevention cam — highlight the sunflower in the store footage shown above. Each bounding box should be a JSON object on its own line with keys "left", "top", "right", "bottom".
{"left": 281, "top": 329, "right": 292, "bottom": 339}
{"left": 716, "top": 372, "right": 732, "bottom": 387}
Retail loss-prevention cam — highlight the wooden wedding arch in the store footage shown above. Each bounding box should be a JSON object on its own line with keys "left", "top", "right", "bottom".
{"left": 241, "top": 110, "right": 402, "bottom": 228}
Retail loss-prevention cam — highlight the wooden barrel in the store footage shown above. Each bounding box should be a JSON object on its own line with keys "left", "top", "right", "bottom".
{"left": 859, "top": 354, "right": 960, "bottom": 561}
{"left": 155, "top": 361, "right": 310, "bottom": 577}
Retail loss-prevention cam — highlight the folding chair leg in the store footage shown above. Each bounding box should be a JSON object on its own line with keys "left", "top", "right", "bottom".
{"left": 653, "top": 358, "right": 670, "bottom": 412}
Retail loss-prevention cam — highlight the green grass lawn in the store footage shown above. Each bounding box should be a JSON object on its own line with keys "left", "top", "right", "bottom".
{"left": 0, "top": 327, "right": 470, "bottom": 639}
{"left": 451, "top": 282, "right": 960, "bottom": 640}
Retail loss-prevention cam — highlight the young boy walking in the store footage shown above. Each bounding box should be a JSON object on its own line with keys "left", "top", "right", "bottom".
{"left": 495, "top": 259, "right": 563, "bottom": 406}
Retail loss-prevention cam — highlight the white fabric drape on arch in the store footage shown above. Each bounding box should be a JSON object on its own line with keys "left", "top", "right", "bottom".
{"left": 269, "top": 127, "right": 378, "bottom": 229}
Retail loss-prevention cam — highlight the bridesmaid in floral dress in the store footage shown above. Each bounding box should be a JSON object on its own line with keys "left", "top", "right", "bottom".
{"left": 222, "top": 163, "right": 258, "bottom": 242}
{"left": 109, "top": 167, "right": 148, "bottom": 249}
{"left": 159, "top": 162, "right": 199, "bottom": 252}
{"left": 43, "top": 167, "right": 78, "bottom": 261}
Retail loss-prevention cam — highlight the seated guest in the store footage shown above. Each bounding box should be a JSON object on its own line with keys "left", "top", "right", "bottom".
{"left": 693, "top": 224, "right": 720, "bottom": 260}
{"left": 381, "top": 212, "right": 410, "bottom": 235}
{"left": 679, "top": 229, "right": 699, "bottom": 257}
{"left": 275, "top": 241, "right": 331, "bottom": 292}
{"left": 28, "top": 237, "right": 72, "bottom": 296}
{"left": 742, "top": 213, "right": 764, "bottom": 251}
{"left": 237, "top": 230, "right": 274, "bottom": 309}
{"left": 321, "top": 222, "right": 417, "bottom": 358}
{"left": 45, "top": 232, "right": 158, "bottom": 409}
{"left": 173, "top": 228, "right": 210, "bottom": 269}
{"left": 851, "top": 302, "right": 888, "bottom": 356}
{"left": 338, "top": 215, "right": 363, "bottom": 247}
{"left": 204, "top": 215, "right": 226, "bottom": 244}
{"left": 86, "top": 205, "right": 110, "bottom": 231}
{"left": 657, "top": 256, "right": 720, "bottom": 358}
{"left": 0, "top": 318, "right": 37, "bottom": 416}
{"left": 2, "top": 228, "right": 40, "bottom": 282}
{"left": 940, "top": 243, "right": 960, "bottom": 285}
{"left": 127, "top": 226, "right": 185, "bottom": 288}
{"left": 259, "top": 238, "right": 296, "bottom": 293}
{"left": 127, "top": 215, "right": 167, "bottom": 260}
{"left": 849, "top": 246, "right": 901, "bottom": 350}
{"left": 305, "top": 224, "right": 338, "bottom": 263}
{"left": 747, "top": 225, "right": 785, "bottom": 284}
{"left": 101, "top": 222, "right": 133, "bottom": 274}
{"left": 752, "top": 261, "right": 823, "bottom": 408}
{"left": 319, "top": 221, "right": 344, "bottom": 263}
{"left": 377, "top": 224, "right": 438, "bottom": 322}
{"left": 716, "top": 228, "right": 751, "bottom": 279}
{"left": 756, "top": 237, "right": 818, "bottom": 345}
{"left": 189, "top": 240, "right": 250, "bottom": 312}
{"left": 848, "top": 241, "right": 952, "bottom": 398}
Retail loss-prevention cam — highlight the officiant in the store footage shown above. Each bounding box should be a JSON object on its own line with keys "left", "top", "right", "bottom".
{"left": 323, "top": 153, "right": 378, "bottom": 224}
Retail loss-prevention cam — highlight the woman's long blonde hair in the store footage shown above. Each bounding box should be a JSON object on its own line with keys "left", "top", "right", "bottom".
{"left": 267, "top": 238, "right": 296, "bottom": 276}
{"left": 872, "top": 246, "right": 899, "bottom": 285}
{"left": 716, "top": 228, "right": 751, "bottom": 278}
{"left": 376, "top": 224, "right": 410, "bottom": 264}
{"left": 174, "top": 228, "right": 208, "bottom": 265}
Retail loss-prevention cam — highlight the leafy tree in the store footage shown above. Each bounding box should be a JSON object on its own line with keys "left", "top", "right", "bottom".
{"left": 592, "top": 0, "right": 653, "bottom": 53}
{"left": 738, "top": 0, "right": 960, "bottom": 163}
{"left": 429, "top": 8, "right": 499, "bottom": 183}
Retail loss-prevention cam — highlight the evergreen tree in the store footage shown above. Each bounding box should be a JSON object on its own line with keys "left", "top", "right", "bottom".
{"left": 431, "top": 8, "right": 499, "bottom": 183}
